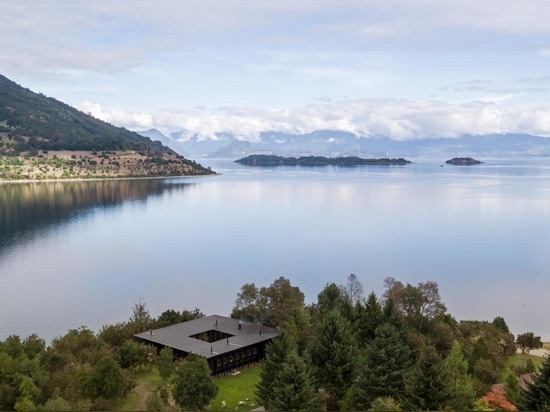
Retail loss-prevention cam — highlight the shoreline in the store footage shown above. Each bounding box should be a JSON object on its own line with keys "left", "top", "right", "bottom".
{"left": 0, "top": 172, "right": 220, "bottom": 185}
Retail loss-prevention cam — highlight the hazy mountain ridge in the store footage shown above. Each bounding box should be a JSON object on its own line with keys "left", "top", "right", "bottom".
{"left": 137, "top": 128, "right": 550, "bottom": 159}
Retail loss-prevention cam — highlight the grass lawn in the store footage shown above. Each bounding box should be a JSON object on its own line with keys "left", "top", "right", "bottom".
{"left": 117, "top": 367, "right": 167, "bottom": 411}
{"left": 207, "top": 365, "right": 262, "bottom": 411}
{"left": 501, "top": 353, "right": 544, "bottom": 381}
{"left": 118, "top": 364, "right": 262, "bottom": 411}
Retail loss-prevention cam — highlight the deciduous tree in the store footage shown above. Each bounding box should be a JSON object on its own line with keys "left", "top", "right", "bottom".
{"left": 87, "top": 356, "right": 125, "bottom": 400}
{"left": 443, "top": 340, "right": 475, "bottom": 410}
{"left": 172, "top": 354, "right": 218, "bottom": 411}
{"left": 481, "top": 388, "right": 517, "bottom": 411}
{"left": 157, "top": 347, "right": 174, "bottom": 381}
{"left": 516, "top": 332, "right": 543, "bottom": 355}
{"left": 128, "top": 300, "right": 154, "bottom": 334}
{"left": 232, "top": 277, "right": 304, "bottom": 327}
{"left": 340, "top": 273, "right": 364, "bottom": 305}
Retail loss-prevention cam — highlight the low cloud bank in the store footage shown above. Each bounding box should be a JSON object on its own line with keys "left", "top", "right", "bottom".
{"left": 79, "top": 98, "right": 550, "bottom": 142}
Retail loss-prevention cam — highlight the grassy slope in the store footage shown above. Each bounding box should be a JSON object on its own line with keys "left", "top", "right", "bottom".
{"left": 500, "top": 353, "right": 545, "bottom": 382}
{"left": 207, "top": 366, "right": 262, "bottom": 411}
{"left": 117, "top": 367, "right": 164, "bottom": 411}
{"left": 119, "top": 365, "right": 262, "bottom": 412}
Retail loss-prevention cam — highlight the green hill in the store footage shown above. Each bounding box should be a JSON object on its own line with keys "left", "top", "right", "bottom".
{"left": 0, "top": 74, "right": 214, "bottom": 179}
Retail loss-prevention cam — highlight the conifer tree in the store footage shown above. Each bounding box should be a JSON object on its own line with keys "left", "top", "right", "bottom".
{"left": 519, "top": 355, "right": 550, "bottom": 411}
{"left": 270, "top": 351, "right": 317, "bottom": 411}
{"left": 403, "top": 343, "right": 452, "bottom": 411}
{"left": 469, "top": 336, "right": 489, "bottom": 373}
{"left": 382, "top": 295, "right": 406, "bottom": 332}
{"left": 353, "top": 323, "right": 413, "bottom": 410}
{"left": 256, "top": 330, "right": 296, "bottom": 410}
{"left": 355, "top": 291, "right": 383, "bottom": 346}
{"left": 308, "top": 309, "right": 358, "bottom": 411}
{"left": 316, "top": 283, "right": 355, "bottom": 323}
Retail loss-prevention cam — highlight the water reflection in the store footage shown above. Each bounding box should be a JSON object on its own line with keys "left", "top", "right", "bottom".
{"left": 0, "top": 179, "right": 192, "bottom": 255}
{"left": 2, "top": 159, "right": 550, "bottom": 342}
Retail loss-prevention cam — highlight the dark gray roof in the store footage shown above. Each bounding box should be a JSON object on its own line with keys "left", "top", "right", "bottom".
{"left": 135, "top": 314, "right": 278, "bottom": 358}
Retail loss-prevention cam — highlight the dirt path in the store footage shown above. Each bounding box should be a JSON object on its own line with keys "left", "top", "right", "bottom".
{"left": 130, "top": 379, "right": 177, "bottom": 411}
{"left": 132, "top": 378, "right": 153, "bottom": 411}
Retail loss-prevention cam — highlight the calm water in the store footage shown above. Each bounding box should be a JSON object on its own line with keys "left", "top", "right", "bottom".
{"left": 1, "top": 158, "right": 550, "bottom": 342}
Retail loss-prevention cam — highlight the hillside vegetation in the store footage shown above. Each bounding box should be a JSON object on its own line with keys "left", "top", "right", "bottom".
{"left": 0, "top": 74, "right": 214, "bottom": 179}
{"left": 1, "top": 275, "right": 547, "bottom": 411}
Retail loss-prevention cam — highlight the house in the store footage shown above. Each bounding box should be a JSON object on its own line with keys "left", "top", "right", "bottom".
{"left": 135, "top": 314, "right": 278, "bottom": 375}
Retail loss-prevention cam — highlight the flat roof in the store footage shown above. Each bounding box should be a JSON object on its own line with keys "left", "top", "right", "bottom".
{"left": 135, "top": 314, "right": 278, "bottom": 358}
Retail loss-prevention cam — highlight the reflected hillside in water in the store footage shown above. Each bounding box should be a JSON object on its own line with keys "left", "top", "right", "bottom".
{"left": 0, "top": 178, "right": 191, "bottom": 253}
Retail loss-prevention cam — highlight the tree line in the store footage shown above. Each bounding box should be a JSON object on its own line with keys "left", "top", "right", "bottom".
{"left": 0, "top": 275, "right": 547, "bottom": 411}
{"left": 235, "top": 275, "right": 546, "bottom": 411}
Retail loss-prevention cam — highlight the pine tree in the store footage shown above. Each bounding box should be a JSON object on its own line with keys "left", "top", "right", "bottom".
{"left": 403, "top": 343, "right": 452, "bottom": 411}
{"left": 355, "top": 291, "right": 383, "bottom": 346}
{"left": 308, "top": 309, "right": 358, "bottom": 411}
{"left": 353, "top": 323, "right": 413, "bottom": 410}
{"left": 270, "top": 351, "right": 317, "bottom": 411}
{"left": 519, "top": 355, "right": 550, "bottom": 411}
{"left": 382, "top": 296, "right": 406, "bottom": 332}
{"left": 256, "top": 330, "right": 296, "bottom": 410}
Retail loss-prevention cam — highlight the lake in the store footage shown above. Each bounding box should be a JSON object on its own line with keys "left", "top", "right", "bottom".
{"left": 1, "top": 157, "right": 550, "bottom": 343}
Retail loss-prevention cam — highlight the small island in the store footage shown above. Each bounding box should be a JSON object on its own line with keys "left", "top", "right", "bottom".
{"left": 235, "top": 154, "right": 412, "bottom": 167}
{"left": 445, "top": 157, "right": 482, "bottom": 166}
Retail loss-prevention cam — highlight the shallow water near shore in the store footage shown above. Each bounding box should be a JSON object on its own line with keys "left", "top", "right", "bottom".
{"left": 1, "top": 157, "right": 550, "bottom": 342}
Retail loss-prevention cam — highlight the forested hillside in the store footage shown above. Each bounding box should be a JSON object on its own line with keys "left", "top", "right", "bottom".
{"left": 0, "top": 74, "right": 214, "bottom": 179}
{"left": 0, "top": 275, "right": 547, "bottom": 411}
{"left": 0, "top": 74, "right": 168, "bottom": 153}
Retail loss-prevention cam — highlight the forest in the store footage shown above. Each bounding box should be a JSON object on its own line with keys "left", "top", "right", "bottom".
{"left": 0, "top": 74, "right": 215, "bottom": 180}
{"left": 0, "top": 74, "right": 171, "bottom": 155}
{"left": 0, "top": 275, "right": 548, "bottom": 411}
{"left": 234, "top": 155, "right": 412, "bottom": 167}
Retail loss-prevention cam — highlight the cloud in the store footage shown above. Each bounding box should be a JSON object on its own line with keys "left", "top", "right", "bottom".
{"left": 79, "top": 101, "right": 154, "bottom": 130}
{"left": 3, "top": 0, "right": 550, "bottom": 77}
{"left": 519, "top": 75, "right": 550, "bottom": 84}
{"left": 77, "top": 98, "right": 550, "bottom": 141}
{"left": 444, "top": 80, "right": 493, "bottom": 92}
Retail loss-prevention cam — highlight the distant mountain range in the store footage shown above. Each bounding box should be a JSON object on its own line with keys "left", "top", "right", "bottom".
{"left": 136, "top": 129, "right": 550, "bottom": 159}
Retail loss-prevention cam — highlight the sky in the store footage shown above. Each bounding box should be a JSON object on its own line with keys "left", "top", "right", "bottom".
{"left": 2, "top": 0, "right": 550, "bottom": 141}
